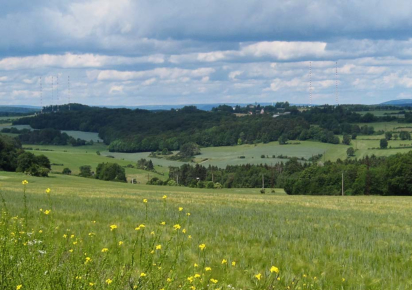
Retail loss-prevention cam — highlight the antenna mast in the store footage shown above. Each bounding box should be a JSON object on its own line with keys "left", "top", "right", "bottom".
{"left": 51, "top": 76, "right": 54, "bottom": 112}
{"left": 56, "top": 75, "right": 59, "bottom": 112}
{"left": 309, "top": 61, "right": 312, "bottom": 107}
{"left": 335, "top": 61, "right": 339, "bottom": 105}
{"left": 40, "top": 77, "right": 43, "bottom": 114}
{"left": 68, "top": 76, "right": 71, "bottom": 111}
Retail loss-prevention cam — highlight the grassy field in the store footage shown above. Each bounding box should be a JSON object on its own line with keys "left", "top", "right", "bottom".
{"left": 22, "top": 144, "right": 166, "bottom": 184}
{"left": 1, "top": 172, "right": 412, "bottom": 289}
{"left": 355, "top": 110, "right": 406, "bottom": 118}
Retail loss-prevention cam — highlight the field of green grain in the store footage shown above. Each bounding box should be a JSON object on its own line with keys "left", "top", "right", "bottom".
{"left": 1, "top": 172, "right": 412, "bottom": 289}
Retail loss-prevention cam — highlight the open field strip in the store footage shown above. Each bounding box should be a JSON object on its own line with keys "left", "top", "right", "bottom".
{"left": 1, "top": 172, "right": 412, "bottom": 289}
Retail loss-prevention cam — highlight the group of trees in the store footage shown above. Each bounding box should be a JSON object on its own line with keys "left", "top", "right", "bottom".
{"left": 79, "top": 163, "right": 126, "bottom": 182}
{"left": 11, "top": 128, "right": 89, "bottom": 146}
{"left": 0, "top": 135, "right": 51, "bottom": 177}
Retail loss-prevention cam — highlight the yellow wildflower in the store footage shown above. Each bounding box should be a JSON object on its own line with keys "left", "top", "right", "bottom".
{"left": 167, "top": 278, "right": 172, "bottom": 283}
{"left": 270, "top": 266, "right": 279, "bottom": 274}
{"left": 205, "top": 267, "right": 212, "bottom": 272}
{"left": 22, "top": 180, "right": 28, "bottom": 185}
{"left": 139, "top": 224, "right": 145, "bottom": 228}
{"left": 198, "top": 243, "right": 206, "bottom": 251}
{"left": 194, "top": 274, "right": 201, "bottom": 278}
{"left": 342, "top": 278, "right": 345, "bottom": 282}
{"left": 187, "top": 276, "right": 194, "bottom": 283}
{"left": 89, "top": 282, "right": 95, "bottom": 286}
{"left": 160, "top": 221, "right": 166, "bottom": 226}
{"left": 179, "top": 207, "right": 183, "bottom": 211}
{"left": 303, "top": 274, "right": 307, "bottom": 278}
{"left": 150, "top": 250, "right": 155, "bottom": 254}
{"left": 156, "top": 244, "right": 162, "bottom": 250}
{"left": 210, "top": 279, "right": 218, "bottom": 284}
{"left": 73, "top": 241, "right": 77, "bottom": 245}
{"left": 69, "top": 249, "right": 73, "bottom": 253}
{"left": 186, "top": 212, "right": 191, "bottom": 216}
{"left": 84, "top": 257, "right": 92, "bottom": 264}
{"left": 101, "top": 248, "right": 109, "bottom": 253}
{"left": 314, "top": 277, "right": 317, "bottom": 280}
{"left": 162, "top": 195, "right": 167, "bottom": 199}
{"left": 173, "top": 224, "right": 181, "bottom": 230}
{"left": 44, "top": 210, "right": 51, "bottom": 215}
{"left": 110, "top": 224, "right": 117, "bottom": 231}
{"left": 190, "top": 286, "right": 196, "bottom": 290}
{"left": 232, "top": 261, "right": 236, "bottom": 266}
{"left": 140, "top": 273, "right": 147, "bottom": 277}
{"left": 38, "top": 230, "right": 43, "bottom": 234}
{"left": 221, "top": 259, "right": 227, "bottom": 264}
{"left": 143, "top": 199, "right": 148, "bottom": 203}
{"left": 188, "top": 235, "right": 192, "bottom": 239}
{"left": 194, "top": 263, "right": 198, "bottom": 267}
{"left": 88, "top": 232, "right": 95, "bottom": 237}
{"left": 45, "top": 188, "right": 51, "bottom": 194}
{"left": 16, "top": 285, "right": 22, "bottom": 290}
{"left": 118, "top": 241, "right": 123, "bottom": 246}
{"left": 150, "top": 231, "right": 155, "bottom": 235}
{"left": 39, "top": 208, "right": 43, "bottom": 212}
{"left": 105, "top": 279, "right": 112, "bottom": 285}
{"left": 182, "top": 229, "right": 186, "bottom": 234}
{"left": 76, "top": 276, "right": 82, "bottom": 280}
{"left": 277, "top": 277, "right": 281, "bottom": 281}
{"left": 70, "top": 234, "right": 75, "bottom": 239}
{"left": 255, "top": 273, "right": 262, "bottom": 281}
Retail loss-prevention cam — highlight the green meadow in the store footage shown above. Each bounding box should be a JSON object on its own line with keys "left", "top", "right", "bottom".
{"left": 1, "top": 172, "right": 412, "bottom": 289}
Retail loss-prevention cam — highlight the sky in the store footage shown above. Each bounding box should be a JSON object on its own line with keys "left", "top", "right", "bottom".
{"left": 1, "top": 0, "right": 412, "bottom": 106}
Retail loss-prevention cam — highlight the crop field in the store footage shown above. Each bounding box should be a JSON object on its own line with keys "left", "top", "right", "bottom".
{"left": 1, "top": 172, "right": 412, "bottom": 289}
{"left": 194, "top": 141, "right": 349, "bottom": 167}
{"left": 355, "top": 110, "right": 406, "bottom": 118}
{"left": 357, "top": 121, "right": 412, "bottom": 132}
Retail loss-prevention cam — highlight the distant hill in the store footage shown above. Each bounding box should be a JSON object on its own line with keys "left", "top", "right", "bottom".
{"left": 380, "top": 99, "right": 412, "bottom": 106}
{"left": 0, "top": 106, "right": 40, "bottom": 114}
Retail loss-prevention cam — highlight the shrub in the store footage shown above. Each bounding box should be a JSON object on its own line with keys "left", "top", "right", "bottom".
{"left": 62, "top": 168, "right": 72, "bottom": 175}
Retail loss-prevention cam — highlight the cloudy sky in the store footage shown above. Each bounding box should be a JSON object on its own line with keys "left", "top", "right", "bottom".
{"left": 1, "top": 0, "right": 412, "bottom": 106}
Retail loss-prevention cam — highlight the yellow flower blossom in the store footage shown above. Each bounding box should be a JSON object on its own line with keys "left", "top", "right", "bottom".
{"left": 150, "top": 231, "right": 155, "bottom": 235}
{"left": 143, "top": 199, "right": 148, "bottom": 203}
{"left": 39, "top": 208, "right": 43, "bottom": 212}
{"left": 232, "top": 261, "right": 236, "bottom": 266}
{"left": 186, "top": 212, "right": 191, "bottom": 216}
{"left": 188, "top": 235, "right": 192, "bottom": 239}
{"left": 84, "top": 257, "right": 92, "bottom": 264}
{"left": 182, "top": 229, "right": 186, "bottom": 234}
{"left": 190, "top": 286, "right": 196, "bottom": 290}
{"left": 205, "top": 267, "right": 212, "bottom": 272}
{"left": 70, "top": 234, "right": 75, "bottom": 239}
{"left": 105, "top": 279, "right": 112, "bottom": 285}
{"left": 69, "top": 249, "right": 73, "bottom": 253}
{"left": 277, "top": 277, "right": 281, "bottom": 281}
{"left": 187, "top": 276, "right": 194, "bottom": 283}
{"left": 210, "top": 279, "right": 218, "bottom": 284}
{"left": 140, "top": 273, "right": 147, "bottom": 277}
{"left": 194, "top": 274, "right": 201, "bottom": 278}
{"left": 270, "top": 266, "right": 279, "bottom": 274}
{"left": 179, "top": 207, "right": 183, "bottom": 211}
{"left": 156, "top": 244, "right": 162, "bottom": 250}
{"left": 162, "top": 195, "right": 167, "bottom": 199}
{"left": 89, "top": 282, "right": 95, "bottom": 286}
{"left": 16, "top": 285, "right": 22, "bottom": 290}
{"left": 221, "top": 259, "right": 227, "bottom": 264}
{"left": 167, "top": 278, "right": 172, "bottom": 283}
{"left": 45, "top": 188, "right": 51, "bottom": 194}
{"left": 199, "top": 243, "right": 206, "bottom": 251}
{"left": 173, "top": 224, "right": 181, "bottom": 230}
{"left": 44, "top": 210, "right": 51, "bottom": 215}
{"left": 160, "top": 221, "right": 166, "bottom": 226}
{"left": 150, "top": 250, "right": 155, "bottom": 254}
{"left": 255, "top": 273, "right": 262, "bottom": 280}
{"left": 342, "top": 278, "right": 345, "bottom": 282}
{"left": 101, "top": 248, "right": 109, "bottom": 253}
{"left": 194, "top": 263, "right": 198, "bottom": 267}
{"left": 22, "top": 180, "right": 28, "bottom": 185}
{"left": 88, "top": 232, "right": 95, "bottom": 237}
{"left": 73, "top": 241, "right": 77, "bottom": 245}
{"left": 110, "top": 224, "right": 117, "bottom": 231}
{"left": 118, "top": 241, "right": 123, "bottom": 246}
{"left": 38, "top": 230, "right": 43, "bottom": 234}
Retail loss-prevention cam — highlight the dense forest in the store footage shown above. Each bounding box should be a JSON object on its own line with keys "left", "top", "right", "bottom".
{"left": 159, "top": 152, "right": 412, "bottom": 195}
{"left": 14, "top": 103, "right": 397, "bottom": 153}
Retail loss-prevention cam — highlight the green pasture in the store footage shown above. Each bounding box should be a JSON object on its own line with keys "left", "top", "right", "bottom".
{"left": 355, "top": 110, "right": 406, "bottom": 118}
{"left": 0, "top": 171, "right": 412, "bottom": 289}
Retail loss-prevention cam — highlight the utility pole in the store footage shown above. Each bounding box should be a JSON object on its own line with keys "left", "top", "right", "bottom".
{"left": 342, "top": 172, "right": 344, "bottom": 196}
{"left": 262, "top": 174, "right": 265, "bottom": 189}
